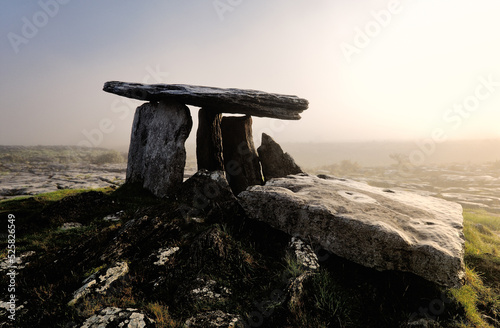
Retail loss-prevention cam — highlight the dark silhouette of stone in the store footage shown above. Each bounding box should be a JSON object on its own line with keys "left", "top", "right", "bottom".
{"left": 126, "top": 100, "right": 192, "bottom": 198}
{"left": 103, "top": 81, "right": 309, "bottom": 120}
{"left": 258, "top": 133, "right": 303, "bottom": 181}
{"left": 196, "top": 108, "right": 224, "bottom": 172}
{"left": 221, "top": 116, "right": 263, "bottom": 195}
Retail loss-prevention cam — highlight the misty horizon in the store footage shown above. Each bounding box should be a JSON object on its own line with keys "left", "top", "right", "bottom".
{"left": 2, "top": 1, "right": 500, "bottom": 152}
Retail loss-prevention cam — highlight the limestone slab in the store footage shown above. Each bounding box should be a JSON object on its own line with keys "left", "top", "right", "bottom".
{"left": 103, "top": 81, "right": 308, "bottom": 120}
{"left": 239, "top": 174, "right": 466, "bottom": 287}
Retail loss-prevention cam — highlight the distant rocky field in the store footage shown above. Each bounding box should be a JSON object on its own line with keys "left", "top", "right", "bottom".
{"left": 0, "top": 146, "right": 198, "bottom": 200}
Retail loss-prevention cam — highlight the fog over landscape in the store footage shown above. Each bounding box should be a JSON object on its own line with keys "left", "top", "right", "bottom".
{"left": 3, "top": 2, "right": 500, "bottom": 327}
{"left": 1, "top": 0, "right": 500, "bottom": 165}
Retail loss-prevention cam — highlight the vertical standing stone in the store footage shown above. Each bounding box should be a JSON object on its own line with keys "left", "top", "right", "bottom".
{"left": 126, "top": 100, "right": 192, "bottom": 197}
{"left": 221, "top": 115, "right": 263, "bottom": 195}
{"left": 258, "top": 133, "right": 303, "bottom": 181}
{"left": 196, "top": 108, "right": 224, "bottom": 171}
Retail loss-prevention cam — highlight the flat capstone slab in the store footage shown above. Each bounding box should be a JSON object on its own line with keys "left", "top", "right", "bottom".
{"left": 103, "top": 81, "right": 309, "bottom": 120}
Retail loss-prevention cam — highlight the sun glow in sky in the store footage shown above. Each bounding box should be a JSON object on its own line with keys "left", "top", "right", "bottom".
{"left": 1, "top": 0, "right": 499, "bottom": 148}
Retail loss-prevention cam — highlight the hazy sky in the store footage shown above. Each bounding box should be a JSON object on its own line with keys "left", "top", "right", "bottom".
{"left": 1, "top": 0, "right": 500, "bottom": 149}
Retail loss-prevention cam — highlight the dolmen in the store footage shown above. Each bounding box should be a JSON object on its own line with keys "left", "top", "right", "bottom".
{"left": 103, "top": 81, "right": 308, "bottom": 197}
{"left": 104, "top": 81, "right": 465, "bottom": 288}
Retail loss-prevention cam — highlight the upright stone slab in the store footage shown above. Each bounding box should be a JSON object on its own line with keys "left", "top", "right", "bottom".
{"left": 258, "top": 133, "right": 303, "bottom": 181}
{"left": 127, "top": 100, "right": 192, "bottom": 197}
{"left": 196, "top": 108, "right": 224, "bottom": 172}
{"left": 221, "top": 116, "right": 263, "bottom": 195}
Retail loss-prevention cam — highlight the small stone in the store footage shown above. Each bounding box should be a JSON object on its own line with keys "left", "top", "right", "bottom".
{"left": 80, "top": 307, "right": 155, "bottom": 328}
{"left": 185, "top": 310, "right": 243, "bottom": 328}
{"left": 103, "top": 210, "right": 126, "bottom": 222}
{"left": 69, "top": 262, "right": 129, "bottom": 306}
{"left": 60, "top": 222, "right": 83, "bottom": 230}
{"left": 288, "top": 237, "right": 319, "bottom": 271}
{"left": 153, "top": 247, "right": 180, "bottom": 266}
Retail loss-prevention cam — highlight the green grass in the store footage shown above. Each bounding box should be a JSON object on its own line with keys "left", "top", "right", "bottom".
{"left": 2, "top": 186, "right": 500, "bottom": 327}
{"left": 0, "top": 145, "right": 126, "bottom": 165}
{"left": 449, "top": 209, "right": 500, "bottom": 327}
{"left": 464, "top": 208, "right": 500, "bottom": 231}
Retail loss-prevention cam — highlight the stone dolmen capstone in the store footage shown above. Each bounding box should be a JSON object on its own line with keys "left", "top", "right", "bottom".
{"left": 239, "top": 174, "right": 466, "bottom": 288}
{"left": 103, "top": 81, "right": 309, "bottom": 197}
{"left": 103, "top": 82, "right": 308, "bottom": 120}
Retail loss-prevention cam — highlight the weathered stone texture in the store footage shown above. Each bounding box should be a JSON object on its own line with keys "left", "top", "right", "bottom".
{"left": 104, "top": 81, "right": 309, "bottom": 120}
{"left": 126, "top": 100, "right": 192, "bottom": 197}
{"left": 239, "top": 174, "right": 466, "bottom": 288}
{"left": 258, "top": 133, "right": 303, "bottom": 181}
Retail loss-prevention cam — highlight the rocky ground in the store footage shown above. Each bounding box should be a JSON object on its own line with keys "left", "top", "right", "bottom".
{"left": 0, "top": 148, "right": 499, "bottom": 327}
{"left": 310, "top": 162, "right": 500, "bottom": 213}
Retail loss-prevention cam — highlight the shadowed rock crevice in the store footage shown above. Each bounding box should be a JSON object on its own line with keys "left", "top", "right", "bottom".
{"left": 221, "top": 116, "right": 263, "bottom": 195}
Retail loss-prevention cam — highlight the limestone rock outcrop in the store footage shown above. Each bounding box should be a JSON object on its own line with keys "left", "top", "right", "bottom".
{"left": 80, "top": 307, "right": 155, "bottom": 328}
{"left": 258, "top": 133, "right": 303, "bottom": 181}
{"left": 126, "top": 100, "right": 192, "bottom": 197}
{"left": 239, "top": 174, "right": 466, "bottom": 288}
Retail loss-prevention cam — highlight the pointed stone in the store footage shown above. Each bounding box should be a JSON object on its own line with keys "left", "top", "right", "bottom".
{"left": 221, "top": 116, "right": 263, "bottom": 194}
{"left": 196, "top": 108, "right": 224, "bottom": 172}
{"left": 126, "top": 100, "right": 192, "bottom": 197}
{"left": 258, "top": 133, "right": 303, "bottom": 181}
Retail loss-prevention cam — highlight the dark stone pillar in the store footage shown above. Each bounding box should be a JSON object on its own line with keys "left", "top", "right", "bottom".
{"left": 221, "top": 115, "right": 263, "bottom": 195}
{"left": 196, "top": 108, "right": 224, "bottom": 172}
{"left": 126, "top": 100, "right": 192, "bottom": 198}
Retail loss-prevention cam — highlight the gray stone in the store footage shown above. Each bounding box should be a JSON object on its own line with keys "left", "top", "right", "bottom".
{"left": 258, "top": 133, "right": 303, "bottom": 181}
{"left": 126, "top": 100, "right": 192, "bottom": 197}
{"left": 196, "top": 108, "right": 224, "bottom": 172}
{"left": 103, "top": 81, "right": 308, "bottom": 120}
{"left": 221, "top": 116, "right": 263, "bottom": 195}
{"left": 238, "top": 174, "right": 466, "bottom": 288}
{"left": 288, "top": 237, "right": 319, "bottom": 271}
{"left": 175, "top": 170, "right": 238, "bottom": 220}
{"left": 153, "top": 246, "right": 179, "bottom": 266}
{"left": 185, "top": 310, "right": 243, "bottom": 328}
{"left": 69, "top": 262, "right": 129, "bottom": 306}
{"left": 189, "top": 277, "right": 232, "bottom": 303}
{"left": 60, "top": 222, "right": 83, "bottom": 230}
{"left": 80, "top": 307, "right": 155, "bottom": 328}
